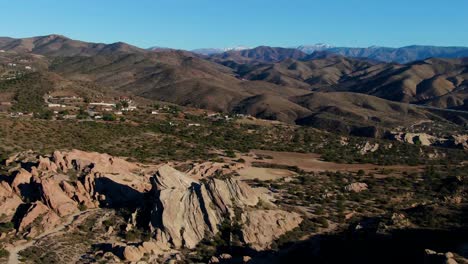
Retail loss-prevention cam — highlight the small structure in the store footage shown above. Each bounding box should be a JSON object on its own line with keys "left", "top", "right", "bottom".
{"left": 122, "top": 106, "right": 137, "bottom": 111}
{"left": 63, "top": 115, "right": 77, "bottom": 119}
{"left": 151, "top": 110, "right": 159, "bottom": 115}
{"left": 48, "top": 103, "right": 66, "bottom": 108}
{"left": 89, "top": 102, "right": 116, "bottom": 107}
{"left": 188, "top": 123, "right": 201, "bottom": 127}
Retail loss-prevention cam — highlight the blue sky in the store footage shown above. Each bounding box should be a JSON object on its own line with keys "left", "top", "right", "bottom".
{"left": 1, "top": 0, "right": 467, "bottom": 49}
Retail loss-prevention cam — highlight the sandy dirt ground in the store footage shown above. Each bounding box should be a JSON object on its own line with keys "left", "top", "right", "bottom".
{"left": 235, "top": 149, "right": 423, "bottom": 181}
{"left": 237, "top": 167, "right": 297, "bottom": 180}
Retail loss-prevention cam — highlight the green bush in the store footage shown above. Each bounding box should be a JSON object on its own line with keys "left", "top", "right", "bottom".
{"left": 103, "top": 113, "right": 116, "bottom": 121}
{"left": 0, "top": 248, "right": 10, "bottom": 258}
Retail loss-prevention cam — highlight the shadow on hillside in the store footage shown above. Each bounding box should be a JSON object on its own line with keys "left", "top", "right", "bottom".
{"left": 93, "top": 177, "right": 144, "bottom": 209}
{"left": 247, "top": 227, "right": 468, "bottom": 264}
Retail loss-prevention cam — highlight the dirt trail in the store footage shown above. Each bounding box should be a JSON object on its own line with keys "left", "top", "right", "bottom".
{"left": 6, "top": 210, "right": 91, "bottom": 264}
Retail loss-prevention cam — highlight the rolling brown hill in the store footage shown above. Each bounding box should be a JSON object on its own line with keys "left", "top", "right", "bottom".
{"left": 0, "top": 34, "right": 145, "bottom": 56}
{"left": 233, "top": 91, "right": 445, "bottom": 136}
{"left": 222, "top": 54, "right": 468, "bottom": 110}
{"left": 1, "top": 34, "right": 466, "bottom": 138}
{"left": 49, "top": 50, "right": 309, "bottom": 112}
{"left": 321, "top": 58, "right": 468, "bottom": 105}
{"left": 239, "top": 55, "right": 381, "bottom": 89}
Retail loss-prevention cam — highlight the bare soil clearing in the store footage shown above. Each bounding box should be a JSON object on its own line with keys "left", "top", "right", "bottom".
{"left": 237, "top": 167, "right": 297, "bottom": 180}
{"left": 241, "top": 149, "right": 423, "bottom": 173}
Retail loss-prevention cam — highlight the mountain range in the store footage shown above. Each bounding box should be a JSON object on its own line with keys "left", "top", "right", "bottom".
{"left": 192, "top": 44, "right": 468, "bottom": 63}
{"left": 1, "top": 34, "right": 467, "bottom": 137}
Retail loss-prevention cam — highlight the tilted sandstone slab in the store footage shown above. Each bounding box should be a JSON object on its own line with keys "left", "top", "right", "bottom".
{"left": 0, "top": 182, "right": 23, "bottom": 221}
{"left": 17, "top": 201, "right": 61, "bottom": 237}
{"left": 187, "top": 162, "right": 245, "bottom": 179}
{"left": 241, "top": 209, "right": 302, "bottom": 250}
{"left": 36, "top": 177, "right": 78, "bottom": 217}
{"left": 2, "top": 150, "right": 302, "bottom": 251}
{"left": 11, "top": 168, "right": 33, "bottom": 195}
{"left": 150, "top": 165, "right": 302, "bottom": 250}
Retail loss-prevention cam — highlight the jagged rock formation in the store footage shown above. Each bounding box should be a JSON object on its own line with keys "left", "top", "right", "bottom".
{"left": 0, "top": 150, "right": 302, "bottom": 256}
{"left": 0, "top": 182, "right": 22, "bottom": 221}
{"left": 0, "top": 150, "right": 156, "bottom": 238}
{"left": 149, "top": 164, "right": 301, "bottom": 250}
{"left": 389, "top": 132, "right": 468, "bottom": 150}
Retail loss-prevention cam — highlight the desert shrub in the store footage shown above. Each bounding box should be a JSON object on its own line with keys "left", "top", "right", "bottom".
{"left": 103, "top": 113, "right": 116, "bottom": 121}
{"left": 0, "top": 248, "right": 9, "bottom": 258}
{"left": 0, "top": 221, "right": 14, "bottom": 233}
{"left": 34, "top": 109, "right": 53, "bottom": 120}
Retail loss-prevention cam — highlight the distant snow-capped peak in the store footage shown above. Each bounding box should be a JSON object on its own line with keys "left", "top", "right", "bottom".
{"left": 221, "top": 46, "right": 250, "bottom": 52}
{"left": 191, "top": 46, "right": 250, "bottom": 55}
{"left": 296, "top": 43, "right": 334, "bottom": 53}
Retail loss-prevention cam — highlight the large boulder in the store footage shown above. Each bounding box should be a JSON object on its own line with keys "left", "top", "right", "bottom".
{"left": 123, "top": 245, "right": 144, "bottom": 262}
{"left": 345, "top": 182, "right": 368, "bottom": 193}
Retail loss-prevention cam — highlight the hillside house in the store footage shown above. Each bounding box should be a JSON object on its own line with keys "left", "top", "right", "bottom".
{"left": 122, "top": 105, "right": 137, "bottom": 111}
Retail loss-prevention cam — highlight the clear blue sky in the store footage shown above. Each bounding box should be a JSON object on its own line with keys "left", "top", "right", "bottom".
{"left": 1, "top": 0, "right": 467, "bottom": 49}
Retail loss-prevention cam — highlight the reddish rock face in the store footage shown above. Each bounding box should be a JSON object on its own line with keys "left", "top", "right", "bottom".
{"left": 17, "top": 201, "right": 61, "bottom": 237}
{"left": 0, "top": 182, "right": 23, "bottom": 221}
{"left": 37, "top": 177, "right": 78, "bottom": 217}
{"left": 1, "top": 150, "right": 303, "bottom": 250}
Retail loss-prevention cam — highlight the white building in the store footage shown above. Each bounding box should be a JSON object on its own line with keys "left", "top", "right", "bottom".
{"left": 48, "top": 103, "right": 66, "bottom": 108}
{"left": 89, "top": 102, "right": 116, "bottom": 107}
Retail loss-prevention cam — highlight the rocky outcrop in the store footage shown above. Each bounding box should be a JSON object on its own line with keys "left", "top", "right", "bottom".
{"left": 37, "top": 177, "right": 78, "bottom": 217}
{"left": 187, "top": 162, "right": 245, "bottom": 179}
{"left": 17, "top": 201, "right": 61, "bottom": 237}
{"left": 123, "top": 245, "right": 144, "bottom": 262}
{"left": 150, "top": 165, "right": 301, "bottom": 250}
{"left": 451, "top": 134, "right": 468, "bottom": 150}
{"left": 241, "top": 210, "right": 302, "bottom": 250}
{"left": 358, "top": 142, "right": 379, "bottom": 155}
{"left": 11, "top": 168, "right": 33, "bottom": 195}
{"left": 389, "top": 132, "right": 468, "bottom": 150}
{"left": 0, "top": 182, "right": 23, "bottom": 221}
{"left": 345, "top": 182, "right": 368, "bottom": 193}
{"left": 1, "top": 150, "right": 302, "bottom": 253}
{"left": 391, "top": 132, "right": 435, "bottom": 146}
